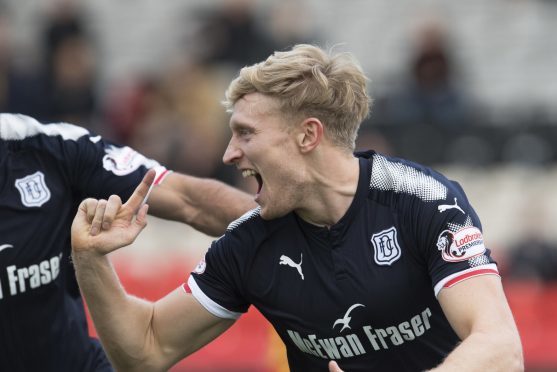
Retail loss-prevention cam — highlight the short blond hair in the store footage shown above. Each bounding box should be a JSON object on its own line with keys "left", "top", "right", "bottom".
{"left": 223, "top": 44, "right": 371, "bottom": 150}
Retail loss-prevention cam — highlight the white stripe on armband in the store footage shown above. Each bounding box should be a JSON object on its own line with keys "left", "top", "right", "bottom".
{"left": 434, "top": 263, "right": 499, "bottom": 297}
{"left": 153, "top": 166, "right": 172, "bottom": 185}
{"left": 141, "top": 167, "right": 172, "bottom": 206}
{"left": 186, "top": 276, "right": 242, "bottom": 320}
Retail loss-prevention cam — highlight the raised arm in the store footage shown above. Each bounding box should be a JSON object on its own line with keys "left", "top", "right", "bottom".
{"left": 71, "top": 170, "right": 235, "bottom": 371}
{"left": 431, "top": 275, "right": 523, "bottom": 371}
{"left": 146, "top": 172, "right": 256, "bottom": 236}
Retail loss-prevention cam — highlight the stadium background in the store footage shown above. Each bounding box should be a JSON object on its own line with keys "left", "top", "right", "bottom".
{"left": 1, "top": 0, "right": 556, "bottom": 370}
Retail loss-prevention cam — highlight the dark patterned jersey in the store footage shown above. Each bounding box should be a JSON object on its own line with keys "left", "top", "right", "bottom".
{"left": 0, "top": 114, "right": 169, "bottom": 372}
{"left": 187, "top": 151, "right": 499, "bottom": 372}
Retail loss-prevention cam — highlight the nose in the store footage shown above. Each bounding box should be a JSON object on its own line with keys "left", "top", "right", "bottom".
{"left": 222, "top": 136, "right": 242, "bottom": 165}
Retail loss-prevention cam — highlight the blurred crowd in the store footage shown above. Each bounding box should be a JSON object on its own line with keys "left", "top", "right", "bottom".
{"left": 1, "top": 0, "right": 556, "bottom": 283}
{"left": 1, "top": 0, "right": 317, "bottom": 185}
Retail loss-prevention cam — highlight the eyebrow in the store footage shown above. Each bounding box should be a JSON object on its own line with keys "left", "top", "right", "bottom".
{"left": 229, "top": 120, "right": 254, "bottom": 132}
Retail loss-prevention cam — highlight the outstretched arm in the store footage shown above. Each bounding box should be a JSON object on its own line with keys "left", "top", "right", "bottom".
{"left": 71, "top": 170, "right": 235, "bottom": 371}
{"left": 146, "top": 172, "right": 256, "bottom": 236}
{"left": 431, "top": 276, "right": 523, "bottom": 371}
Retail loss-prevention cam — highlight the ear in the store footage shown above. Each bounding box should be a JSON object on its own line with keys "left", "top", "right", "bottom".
{"left": 296, "top": 117, "right": 324, "bottom": 153}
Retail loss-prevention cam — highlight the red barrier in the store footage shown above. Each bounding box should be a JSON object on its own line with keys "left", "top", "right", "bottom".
{"left": 504, "top": 281, "right": 557, "bottom": 370}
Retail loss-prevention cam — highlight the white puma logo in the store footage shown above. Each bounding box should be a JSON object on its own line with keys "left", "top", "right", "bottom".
{"left": 0, "top": 244, "right": 14, "bottom": 252}
{"left": 279, "top": 253, "right": 304, "bottom": 280}
{"left": 438, "top": 197, "right": 464, "bottom": 214}
{"left": 333, "top": 303, "right": 365, "bottom": 333}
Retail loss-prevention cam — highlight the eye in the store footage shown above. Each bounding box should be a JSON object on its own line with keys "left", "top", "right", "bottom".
{"left": 237, "top": 127, "right": 253, "bottom": 138}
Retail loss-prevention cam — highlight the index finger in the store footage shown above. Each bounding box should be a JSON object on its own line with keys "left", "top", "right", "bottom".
{"left": 123, "top": 169, "right": 156, "bottom": 213}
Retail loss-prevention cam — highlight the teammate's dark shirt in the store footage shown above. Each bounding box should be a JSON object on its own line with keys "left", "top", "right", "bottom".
{"left": 0, "top": 114, "right": 168, "bottom": 372}
{"left": 187, "top": 151, "right": 499, "bottom": 372}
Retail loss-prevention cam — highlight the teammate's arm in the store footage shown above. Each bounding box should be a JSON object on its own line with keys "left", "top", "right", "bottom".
{"left": 141, "top": 172, "right": 256, "bottom": 236}
{"left": 71, "top": 170, "right": 235, "bottom": 371}
{"left": 431, "top": 275, "right": 523, "bottom": 371}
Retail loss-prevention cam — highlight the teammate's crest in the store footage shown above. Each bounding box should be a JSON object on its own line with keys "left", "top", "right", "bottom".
{"left": 15, "top": 171, "right": 51, "bottom": 207}
{"left": 371, "top": 227, "right": 401, "bottom": 266}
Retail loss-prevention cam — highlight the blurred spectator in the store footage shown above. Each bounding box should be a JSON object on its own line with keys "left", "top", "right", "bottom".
{"left": 263, "top": 0, "right": 320, "bottom": 51}
{"left": 506, "top": 236, "right": 557, "bottom": 282}
{"left": 106, "top": 58, "right": 234, "bottom": 182}
{"left": 40, "top": 1, "right": 98, "bottom": 128}
{"left": 373, "top": 19, "right": 475, "bottom": 127}
{"left": 0, "top": 6, "right": 44, "bottom": 117}
{"left": 103, "top": 77, "right": 160, "bottom": 144}
{"left": 160, "top": 60, "right": 232, "bottom": 178}
{"left": 112, "top": 76, "right": 181, "bottom": 168}
{"left": 355, "top": 125, "right": 395, "bottom": 157}
{"left": 506, "top": 195, "right": 557, "bottom": 282}
{"left": 193, "top": 0, "right": 274, "bottom": 69}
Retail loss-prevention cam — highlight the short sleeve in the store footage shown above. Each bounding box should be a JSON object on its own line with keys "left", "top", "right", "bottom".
{"left": 186, "top": 232, "right": 251, "bottom": 319}
{"left": 0, "top": 114, "right": 170, "bottom": 201}
{"left": 64, "top": 134, "right": 170, "bottom": 201}
{"left": 415, "top": 181, "right": 499, "bottom": 296}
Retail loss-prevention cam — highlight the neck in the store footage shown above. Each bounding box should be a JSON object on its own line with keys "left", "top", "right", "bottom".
{"left": 296, "top": 150, "right": 360, "bottom": 227}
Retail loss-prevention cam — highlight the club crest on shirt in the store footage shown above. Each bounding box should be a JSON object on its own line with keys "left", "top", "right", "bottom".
{"left": 15, "top": 171, "right": 51, "bottom": 207}
{"left": 436, "top": 226, "right": 486, "bottom": 262}
{"left": 371, "top": 227, "right": 401, "bottom": 266}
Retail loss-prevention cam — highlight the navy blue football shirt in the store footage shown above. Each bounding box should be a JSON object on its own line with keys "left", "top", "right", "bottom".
{"left": 187, "top": 151, "right": 498, "bottom": 371}
{"left": 0, "top": 114, "right": 169, "bottom": 371}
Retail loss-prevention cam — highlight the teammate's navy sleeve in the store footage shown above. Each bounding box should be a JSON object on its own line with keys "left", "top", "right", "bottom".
{"left": 66, "top": 134, "right": 169, "bottom": 201}
{"left": 2, "top": 114, "right": 170, "bottom": 201}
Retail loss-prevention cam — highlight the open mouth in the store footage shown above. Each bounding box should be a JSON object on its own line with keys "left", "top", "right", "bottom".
{"left": 242, "top": 169, "right": 263, "bottom": 195}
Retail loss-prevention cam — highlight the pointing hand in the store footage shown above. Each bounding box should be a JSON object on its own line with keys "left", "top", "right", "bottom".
{"left": 71, "top": 170, "right": 155, "bottom": 255}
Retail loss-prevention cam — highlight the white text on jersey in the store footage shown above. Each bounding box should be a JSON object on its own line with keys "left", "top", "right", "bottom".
{"left": 287, "top": 307, "right": 432, "bottom": 360}
{"left": 0, "top": 253, "right": 62, "bottom": 299}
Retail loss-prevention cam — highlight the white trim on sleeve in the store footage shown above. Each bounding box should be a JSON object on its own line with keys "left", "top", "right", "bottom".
{"left": 434, "top": 263, "right": 499, "bottom": 297}
{"left": 153, "top": 167, "right": 172, "bottom": 186}
{"left": 186, "top": 276, "right": 242, "bottom": 320}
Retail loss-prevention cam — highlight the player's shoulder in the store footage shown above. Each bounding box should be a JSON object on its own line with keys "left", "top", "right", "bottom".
{"left": 226, "top": 206, "right": 291, "bottom": 234}
{"left": 226, "top": 206, "right": 264, "bottom": 232}
{"left": 0, "top": 113, "right": 95, "bottom": 160}
{"left": 0, "top": 113, "right": 89, "bottom": 142}
{"left": 220, "top": 206, "right": 293, "bottom": 249}
{"left": 363, "top": 151, "right": 465, "bottom": 202}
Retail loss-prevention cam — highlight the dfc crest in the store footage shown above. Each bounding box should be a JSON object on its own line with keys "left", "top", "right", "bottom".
{"left": 371, "top": 227, "right": 401, "bottom": 266}
{"left": 15, "top": 171, "right": 51, "bottom": 207}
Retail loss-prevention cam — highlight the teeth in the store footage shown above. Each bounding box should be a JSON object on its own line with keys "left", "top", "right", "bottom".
{"left": 242, "top": 169, "right": 258, "bottom": 178}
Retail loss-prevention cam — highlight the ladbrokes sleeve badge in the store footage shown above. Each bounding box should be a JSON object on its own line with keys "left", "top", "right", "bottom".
{"left": 436, "top": 226, "right": 485, "bottom": 262}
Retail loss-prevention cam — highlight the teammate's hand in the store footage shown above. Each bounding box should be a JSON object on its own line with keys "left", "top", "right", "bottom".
{"left": 71, "top": 170, "right": 155, "bottom": 255}
{"left": 328, "top": 361, "right": 344, "bottom": 372}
